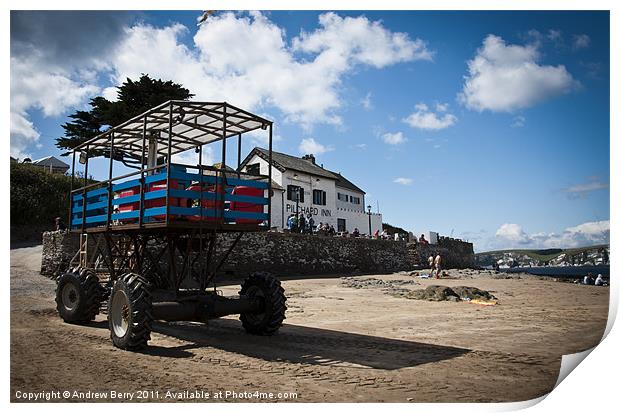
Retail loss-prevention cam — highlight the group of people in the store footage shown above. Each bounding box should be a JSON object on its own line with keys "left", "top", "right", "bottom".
{"left": 286, "top": 214, "right": 315, "bottom": 234}
{"left": 583, "top": 272, "right": 607, "bottom": 286}
{"left": 427, "top": 253, "right": 443, "bottom": 278}
{"left": 316, "top": 222, "right": 337, "bottom": 236}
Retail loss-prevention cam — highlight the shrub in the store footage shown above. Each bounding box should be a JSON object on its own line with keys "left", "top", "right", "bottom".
{"left": 11, "top": 163, "right": 78, "bottom": 226}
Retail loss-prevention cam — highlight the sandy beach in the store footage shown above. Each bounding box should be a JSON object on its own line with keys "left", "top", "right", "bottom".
{"left": 11, "top": 245, "right": 609, "bottom": 402}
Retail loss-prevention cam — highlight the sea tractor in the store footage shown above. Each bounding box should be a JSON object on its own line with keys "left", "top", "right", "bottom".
{"left": 55, "top": 101, "right": 286, "bottom": 350}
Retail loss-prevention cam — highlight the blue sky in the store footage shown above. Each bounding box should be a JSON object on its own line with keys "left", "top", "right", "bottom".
{"left": 10, "top": 10, "right": 610, "bottom": 251}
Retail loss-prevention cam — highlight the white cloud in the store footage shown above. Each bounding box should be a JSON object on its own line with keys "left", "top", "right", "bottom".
{"left": 101, "top": 86, "right": 119, "bottom": 102}
{"left": 381, "top": 131, "right": 407, "bottom": 145}
{"left": 547, "top": 29, "right": 562, "bottom": 42}
{"left": 495, "top": 223, "right": 532, "bottom": 245}
{"left": 361, "top": 92, "right": 373, "bottom": 110}
{"left": 299, "top": 138, "right": 333, "bottom": 155}
{"left": 393, "top": 177, "right": 413, "bottom": 185}
{"left": 459, "top": 34, "right": 577, "bottom": 112}
{"left": 435, "top": 102, "right": 449, "bottom": 112}
{"left": 564, "top": 178, "right": 608, "bottom": 198}
{"left": 11, "top": 11, "right": 432, "bottom": 158}
{"left": 511, "top": 115, "right": 526, "bottom": 128}
{"left": 292, "top": 12, "right": 433, "bottom": 68}
{"left": 172, "top": 146, "right": 215, "bottom": 166}
{"left": 403, "top": 102, "right": 457, "bottom": 130}
{"left": 10, "top": 55, "right": 100, "bottom": 158}
{"left": 493, "top": 220, "right": 610, "bottom": 249}
{"left": 573, "top": 34, "right": 590, "bottom": 50}
{"left": 111, "top": 12, "right": 431, "bottom": 129}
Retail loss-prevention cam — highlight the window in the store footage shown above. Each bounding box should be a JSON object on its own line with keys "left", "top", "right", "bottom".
{"left": 337, "top": 218, "right": 346, "bottom": 232}
{"left": 287, "top": 185, "right": 304, "bottom": 202}
{"left": 350, "top": 196, "right": 360, "bottom": 205}
{"left": 313, "top": 189, "right": 326, "bottom": 205}
{"left": 246, "top": 163, "right": 260, "bottom": 175}
{"left": 337, "top": 193, "right": 349, "bottom": 202}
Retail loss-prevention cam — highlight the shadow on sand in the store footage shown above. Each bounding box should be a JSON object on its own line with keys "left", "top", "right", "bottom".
{"left": 141, "top": 318, "right": 471, "bottom": 370}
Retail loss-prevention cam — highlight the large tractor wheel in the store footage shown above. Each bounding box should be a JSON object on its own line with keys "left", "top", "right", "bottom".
{"left": 239, "top": 272, "right": 286, "bottom": 335}
{"left": 55, "top": 268, "right": 105, "bottom": 324}
{"left": 108, "top": 273, "right": 153, "bottom": 350}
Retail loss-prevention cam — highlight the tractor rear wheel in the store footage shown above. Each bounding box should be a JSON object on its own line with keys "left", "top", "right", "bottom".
{"left": 108, "top": 273, "right": 153, "bottom": 350}
{"left": 239, "top": 272, "right": 286, "bottom": 335}
{"left": 55, "top": 267, "right": 104, "bottom": 323}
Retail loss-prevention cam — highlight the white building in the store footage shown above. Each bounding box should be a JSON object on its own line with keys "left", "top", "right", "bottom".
{"left": 239, "top": 148, "right": 382, "bottom": 234}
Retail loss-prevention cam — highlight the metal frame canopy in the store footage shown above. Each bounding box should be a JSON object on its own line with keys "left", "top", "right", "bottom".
{"left": 68, "top": 100, "right": 275, "bottom": 233}
{"left": 74, "top": 100, "right": 272, "bottom": 160}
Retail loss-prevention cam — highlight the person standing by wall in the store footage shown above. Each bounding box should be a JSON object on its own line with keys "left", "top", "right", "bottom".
{"left": 434, "top": 254, "right": 442, "bottom": 278}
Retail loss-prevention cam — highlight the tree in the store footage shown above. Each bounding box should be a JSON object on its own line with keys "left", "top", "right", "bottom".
{"left": 56, "top": 75, "right": 193, "bottom": 154}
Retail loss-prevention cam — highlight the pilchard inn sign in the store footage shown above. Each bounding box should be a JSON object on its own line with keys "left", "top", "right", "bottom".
{"left": 286, "top": 203, "right": 332, "bottom": 217}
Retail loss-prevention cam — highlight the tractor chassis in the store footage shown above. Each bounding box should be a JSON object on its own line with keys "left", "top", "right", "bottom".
{"left": 57, "top": 228, "right": 285, "bottom": 350}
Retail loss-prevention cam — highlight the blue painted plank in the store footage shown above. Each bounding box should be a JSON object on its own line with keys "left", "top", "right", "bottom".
{"left": 143, "top": 206, "right": 167, "bottom": 217}
{"left": 226, "top": 194, "right": 269, "bottom": 205}
{"left": 224, "top": 210, "right": 268, "bottom": 220}
{"left": 72, "top": 196, "right": 108, "bottom": 210}
{"left": 169, "top": 170, "right": 219, "bottom": 184}
{"left": 113, "top": 178, "right": 141, "bottom": 192}
{"left": 224, "top": 178, "right": 269, "bottom": 189}
{"left": 169, "top": 206, "right": 218, "bottom": 218}
{"left": 170, "top": 170, "right": 269, "bottom": 189}
{"left": 145, "top": 190, "right": 167, "bottom": 200}
{"left": 112, "top": 194, "right": 140, "bottom": 205}
{"left": 167, "top": 189, "right": 267, "bottom": 205}
{"left": 111, "top": 210, "right": 139, "bottom": 220}
{"left": 144, "top": 172, "right": 168, "bottom": 184}
{"left": 81, "top": 200, "right": 108, "bottom": 211}
{"left": 73, "top": 187, "right": 108, "bottom": 201}
{"left": 71, "top": 214, "right": 108, "bottom": 225}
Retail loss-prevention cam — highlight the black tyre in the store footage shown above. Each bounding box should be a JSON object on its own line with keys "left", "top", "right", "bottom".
{"left": 55, "top": 267, "right": 104, "bottom": 323}
{"left": 108, "top": 273, "right": 153, "bottom": 350}
{"left": 239, "top": 272, "right": 286, "bottom": 335}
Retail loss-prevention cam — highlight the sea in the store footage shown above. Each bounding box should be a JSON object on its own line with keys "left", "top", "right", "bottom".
{"left": 501, "top": 265, "right": 610, "bottom": 279}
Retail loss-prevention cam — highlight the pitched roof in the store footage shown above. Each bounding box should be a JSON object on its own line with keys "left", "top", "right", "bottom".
{"left": 31, "top": 156, "right": 69, "bottom": 169}
{"left": 240, "top": 147, "right": 365, "bottom": 194}
{"left": 246, "top": 148, "right": 338, "bottom": 180}
{"left": 328, "top": 171, "right": 366, "bottom": 194}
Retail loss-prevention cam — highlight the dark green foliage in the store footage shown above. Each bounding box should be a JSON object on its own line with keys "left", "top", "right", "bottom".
{"left": 56, "top": 75, "right": 193, "bottom": 154}
{"left": 382, "top": 222, "right": 407, "bottom": 235}
{"left": 10, "top": 163, "right": 95, "bottom": 226}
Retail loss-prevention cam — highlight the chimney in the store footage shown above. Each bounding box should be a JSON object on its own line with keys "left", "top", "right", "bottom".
{"left": 302, "top": 154, "right": 316, "bottom": 164}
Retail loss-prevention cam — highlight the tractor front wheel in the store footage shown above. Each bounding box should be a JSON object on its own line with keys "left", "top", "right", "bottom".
{"left": 108, "top": 273, "right": 153, "bottom": 350}
{"left": 239, "top": 272, "right": 286, "bottom": 335}
{"left": 55, "top": 268, "right": 104, "bottom": 324}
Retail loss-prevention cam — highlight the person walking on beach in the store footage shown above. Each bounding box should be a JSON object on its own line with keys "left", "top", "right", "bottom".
{"left": 433, "top": 254, "right": 442, "bottom": 278}
{"left": 428, "top": 255, "right": 434, "bottom": 272}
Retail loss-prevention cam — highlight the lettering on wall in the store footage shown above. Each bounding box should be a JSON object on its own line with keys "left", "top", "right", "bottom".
{"left": 286, "top": 203, "right": 331, "bottom": 217}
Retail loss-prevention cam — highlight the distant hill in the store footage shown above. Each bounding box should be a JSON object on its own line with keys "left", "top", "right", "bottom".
{"left": 382, "top": 222, "right": 408, "bottom": 235}
{"left": 475, "top": 245, "right": 609, "bottom": 267}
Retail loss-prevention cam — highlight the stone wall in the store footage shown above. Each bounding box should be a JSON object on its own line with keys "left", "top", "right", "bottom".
{"left": 40, "top": 231, "right": 476, "bottom": 279}
{"left": 215, "top": 232, "right": 408, "bottom": 277}
{"left": 40, "top": 230, "right": 81, "bottom": 277}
